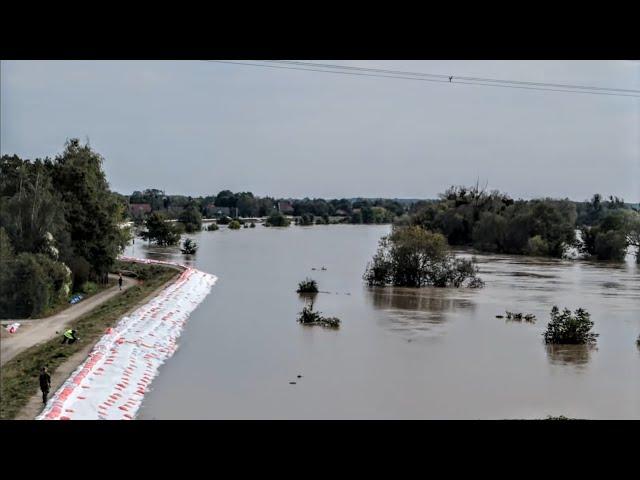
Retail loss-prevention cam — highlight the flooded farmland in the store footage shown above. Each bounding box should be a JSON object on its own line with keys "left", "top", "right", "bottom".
{"left": 124, "top": 224, "right": 639, "bottom": 419}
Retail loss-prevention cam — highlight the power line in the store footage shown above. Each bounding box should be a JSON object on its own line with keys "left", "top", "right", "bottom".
{"left": 265, "top": 60, "right": 640, "bottom": 94}
{"left": 204, "top": 60, "right": 640, "bottom": 98}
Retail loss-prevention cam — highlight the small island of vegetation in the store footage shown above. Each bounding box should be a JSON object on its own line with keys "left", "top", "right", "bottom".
{"left": 364, "top": 226, "right": 483, "bottom": 288}
{"left": 543, "top": 306, "right": 598, "bottom": 345}
{"left": 297, "top": 301, "right": 340, "bottom": 328}
{"left": 296, "top": 278, "right": 319, "bottom": 293}
{"left": 180, "top": 238, "right": 198, "bottom": 254}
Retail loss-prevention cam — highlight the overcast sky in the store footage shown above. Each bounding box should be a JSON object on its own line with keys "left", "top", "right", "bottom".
{"left": 1, "top": 60, "right": 638, "bottom": 201}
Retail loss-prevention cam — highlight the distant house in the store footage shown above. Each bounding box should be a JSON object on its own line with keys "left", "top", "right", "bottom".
{"left": 335, "top": 209, "right": 349, "bottom": 216}
{"left": 277, "top": 201, "right": 294, "bottom": 215}
{"left": 129, "top": 203, "right": 152, "bottom": 217}
{"left": 205, "top": 204, "right": 231, "bottom": 217}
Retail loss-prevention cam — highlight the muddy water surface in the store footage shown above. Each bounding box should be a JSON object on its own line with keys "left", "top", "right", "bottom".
{"left": 125, "top": 225, "right": 639, "bottom": 419}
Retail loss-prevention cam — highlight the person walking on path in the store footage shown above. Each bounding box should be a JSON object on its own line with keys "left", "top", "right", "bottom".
{"left": 61, "top": 329, "right": 79, "bottom": 345}
{"left": 118, "top": 273, "right": 123, "bottom": 291}
{"left": 39, "top": 366, "right": 51, "bottom": 404}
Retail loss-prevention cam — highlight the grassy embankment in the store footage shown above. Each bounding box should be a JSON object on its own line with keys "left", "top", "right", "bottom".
{"left": 0, "top": 261, "right": 178, "bottom": 419}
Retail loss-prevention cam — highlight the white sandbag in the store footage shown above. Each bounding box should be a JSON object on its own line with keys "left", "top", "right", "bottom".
{"left": 37, "top": 257, "right": 217, "bottom": 420}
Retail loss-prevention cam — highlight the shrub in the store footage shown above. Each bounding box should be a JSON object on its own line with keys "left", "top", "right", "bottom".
{"left": 180, "top": 238, "right": 198, "bottom": 254}
{"left": 297, "top": 302, "right": 340, "bottom": 328}
{"left": 543, "top": 306, "right": 598, "bottom": 344}
{"left": 80, "top": 281, "right": 98, "bottom": 295}
{"left": 266, "top": 211, "right": 290, "bottom": 227}
{"left": 594, "top": 229, "right": 627, "bottom": 261}
{"left": 207, "top": 223, "right": 219, "bottom": 231}
{"left": 178, "top": 207, "right": 202, "bottom": 233}
{"left": 299, "top": 213, "right": 315, "bottom": 226}
{"left": 363, "top": 226, "right": 483, "bottom": 288}
{"left": 250, "top": 222, "right": 256, "bottom": 228}
{"left": 0, "top": 253, "right": 70, "bottom": 318}
{"left": 527, "top": 235, "right": 549, "bottom": 256}
{"left": 67, "top": 255, "right": 91, "bottom": 290}
{"left": 228, "top": 220, "right": 241, "bottom": 230}
{"left": 296, "top": 278, "right": 318, "bottom": 293}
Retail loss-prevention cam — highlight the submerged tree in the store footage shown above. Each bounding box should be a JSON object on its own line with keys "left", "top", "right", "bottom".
{"left": 180, "top": 238, "right": 198, "bottom": 254}
{"left": 297, "top": 300, "right": 340, "bottom": 328}
{"left": 178, "top": 205, "right": 203, "bottom": 233}
{"left": 266, "top": 211, "right": 290, "bottom": 227}
{"left": 543, "top": 306, "right": 598, "bottom": 345}
{"left": 140, "top": 212, "right": 181, "bottom": 246}
{"left": 296, "top": 278, "right": 318, "bottom": 293}
{"left": 363, "top": 226, "right": 482, "bottom": 288}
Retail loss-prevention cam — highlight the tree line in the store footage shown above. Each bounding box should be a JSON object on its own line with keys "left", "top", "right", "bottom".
{"left": 0, "top": 140, "right": 129, "bottom": 318}
{"left": 127, "top": 188, "right": 408, "bottom": 225}
{"left": 402, "top": 185, "right": 639, "bottom": 262}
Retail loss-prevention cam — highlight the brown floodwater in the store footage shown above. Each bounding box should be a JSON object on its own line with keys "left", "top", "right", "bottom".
{"left": 124, "top": 225, "right": 639, "bottom": 419}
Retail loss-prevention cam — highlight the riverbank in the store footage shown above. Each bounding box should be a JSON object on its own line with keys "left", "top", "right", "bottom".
{"left": 1, "top": 275, "right": 137, "bottom": 365}
{"left": 0, "top": 261, "right": 180, "bottom": 419}
{"left": 36, "top": 259, "right": 216, "bottom": 420}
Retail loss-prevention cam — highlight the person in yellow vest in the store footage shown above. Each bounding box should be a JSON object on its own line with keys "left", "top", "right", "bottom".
{"left": 61, "top": 328, "right": 79, "bottom": 345}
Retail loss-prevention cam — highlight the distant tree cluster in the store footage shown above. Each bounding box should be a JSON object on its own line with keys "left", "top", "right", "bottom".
{"left": 124, "top": 188, "right": 407, "bottom": 226}
{"left": 577, "top": 194, "right": 639, "bottom": 262}
{"left": 0, "top": 140, "right": 130, "bottom": 318}
{"left": 405, "top": 184, "right": 577, "bottom": 258}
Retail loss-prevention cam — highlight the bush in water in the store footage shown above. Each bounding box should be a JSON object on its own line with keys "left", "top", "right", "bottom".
{"left": 180, "top": 238, "right": 198, "bottom": 254}
{"left": 207, "top": 223, "right": 219, "bottom": 231}
{"left": 266, "top": 211, "right": 290, "bottom": 227}
{"left": 296, "top": 278, "right": 318, "bottom": 293}
{"left": 228, "top": 220, "right": 241, "bottom": 230}
{"left": 363, "top": 226, "right": 483, "bottom": 288}
{"left": 543, "top": 306, "right": 598, "bottom": 345}
{"left": 297, "top": 301, "right": 340, "bottom": 328}
{"left": 250, "top": 222, "right": 256, "bottom": 228}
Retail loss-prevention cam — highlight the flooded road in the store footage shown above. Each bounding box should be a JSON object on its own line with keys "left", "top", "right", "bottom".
{"left": 126, "top": 225, "right": 640, "bottom": 419}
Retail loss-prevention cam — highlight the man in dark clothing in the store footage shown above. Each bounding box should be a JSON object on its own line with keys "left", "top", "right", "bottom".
{"left": 118, "top": 273, "right": 123, "bottom": 291}
{"left": 39, "top": 366, "right": 51, "bottom": 404}
{"left": 61, "top": 329, "right": 79, "bottom": 344}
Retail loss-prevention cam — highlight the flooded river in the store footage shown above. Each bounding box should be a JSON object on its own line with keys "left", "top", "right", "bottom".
{"left": 125, "top": 225, "right": 639, "bottom": 419}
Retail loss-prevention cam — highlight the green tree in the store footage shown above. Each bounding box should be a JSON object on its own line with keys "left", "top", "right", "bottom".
{"left": 266, "top": 211, "right": 290, "bottom": 227}
{"left": 543, "top": 306, "right": 598, "bottom": 345}
{"left": 472, "top": 212, "right": 506, "bottom": 252}
{"left": 141, "top": 212, "right": 181, "bottom": 246}
{"left": 178, "top": 206, "right": 202, "bottom": 233}
{"left": 0, "top": 253, "right": 71, "bottom": 318}
{"left": 364, "top": 226, "right": 482, "bottom": 288}
{"left": 49, "top": 139, "right": 128, "bottom": 281}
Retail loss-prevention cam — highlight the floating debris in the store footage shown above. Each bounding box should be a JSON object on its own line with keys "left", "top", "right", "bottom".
{"left": 505, "top": 311, "right": 536, "bottom": 323}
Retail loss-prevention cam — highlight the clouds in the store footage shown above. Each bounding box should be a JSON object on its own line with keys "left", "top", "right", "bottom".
{"left": 1, "top": 60, "right": 638, "bottom": 201}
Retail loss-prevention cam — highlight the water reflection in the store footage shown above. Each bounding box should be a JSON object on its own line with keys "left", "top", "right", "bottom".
{"left": 368, "top": 286, "right": 474, "bottom": 312}
{"left": 367, "top": 287, "right": 476, "bottom": 338}
{"left": 545, "top": 344, "right": 595, "bottom": 369}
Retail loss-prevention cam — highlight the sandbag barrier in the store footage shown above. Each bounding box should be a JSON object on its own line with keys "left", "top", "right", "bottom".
{"left": 37, "top": 257, "right": 217, "bottom": 420}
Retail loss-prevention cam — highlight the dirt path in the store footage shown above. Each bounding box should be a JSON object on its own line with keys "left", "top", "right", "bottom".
{"left": 15, "top": 267, "right": 182, "bottom": 420}
{"left": 1, "top": 275, "right": 137, "bottom": 365}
